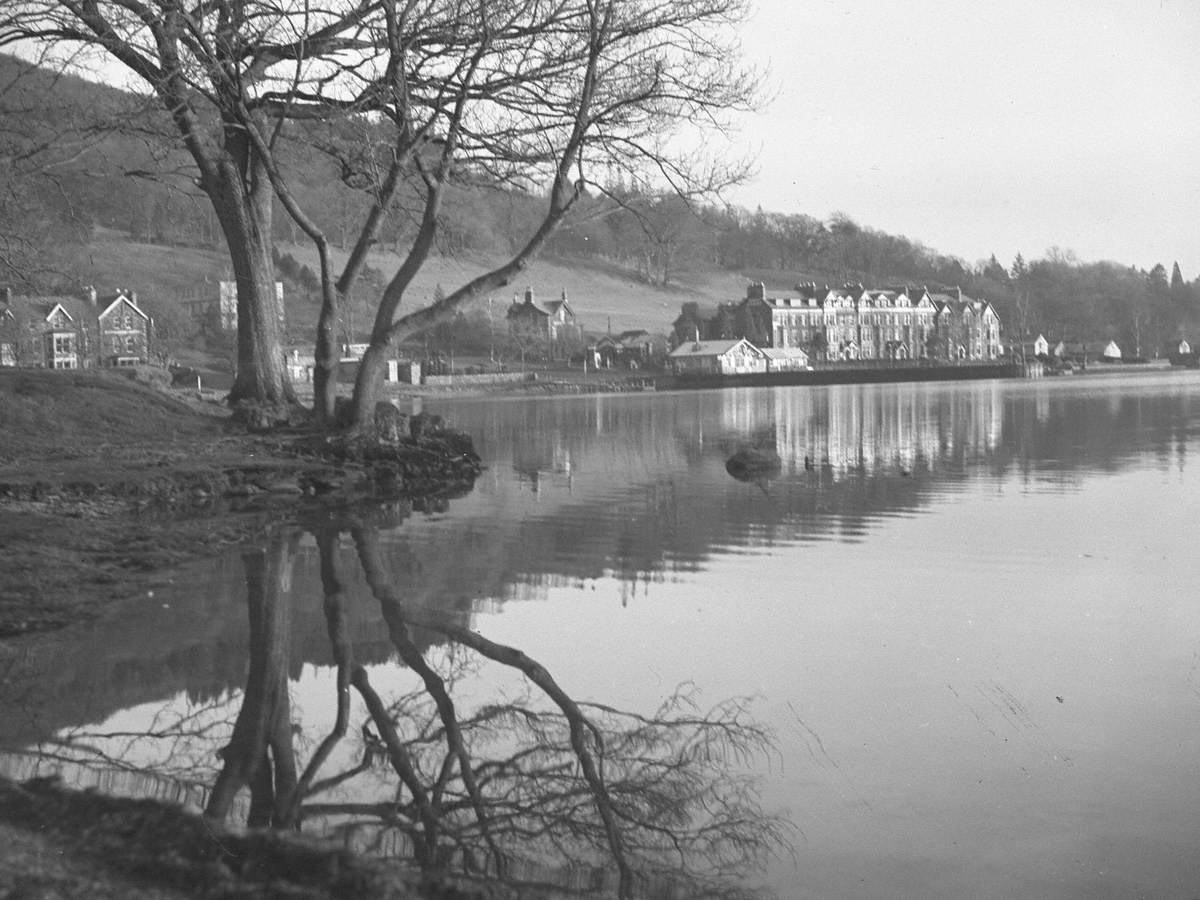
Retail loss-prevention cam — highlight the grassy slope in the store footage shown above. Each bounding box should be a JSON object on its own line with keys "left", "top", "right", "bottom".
{"left": 277, "top": 241, "right": 748, "bottom": 338}
{"left": 68, "top": 231, "right": 749, "bottom": 345}
{"left": 62, "top": 230, "right": 232, "bottom": 304}
{"left": 0, "top": 369, "right": 222, "bottom": 463}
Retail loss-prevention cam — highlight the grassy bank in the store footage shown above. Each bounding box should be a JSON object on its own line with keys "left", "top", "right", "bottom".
{"left": 0, "top": 368, "right": 480, "bottom": 637}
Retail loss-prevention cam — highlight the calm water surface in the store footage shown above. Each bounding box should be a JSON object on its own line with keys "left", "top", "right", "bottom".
{"left": 5, "top": 371, "right": 1200, "bottom": 899}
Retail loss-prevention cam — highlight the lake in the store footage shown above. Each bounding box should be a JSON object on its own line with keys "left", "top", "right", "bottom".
{"left": 4, "top": 370, "right": 1200, "bottom": 899}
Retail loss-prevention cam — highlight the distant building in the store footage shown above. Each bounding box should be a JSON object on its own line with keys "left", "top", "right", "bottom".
{"left": 674, "top": 282, "right": 1002, "bottom": 363}
{"left": 1018, "top": 334, "right": 1050, "bottom": 359}
{"left": 1101, "top": 340, "right": 1122, "bottom": 361}
{"left": 285, "top": 348, "right": 315, "bottom": 383}
{"left": 505, "top": 287, "right": 583, "bottom": 363}
{"left": 1053, "top": 341, "right": 1089, "bottom": 362}
{"left": 0, "top": 286, "right": 153, "bottom": 369}
{"left": 762, "top": 346, "right": 811, "bottom": 372}
{"left": 592, "top": 329, "right": 668, "bottom": 369}
{"left": 216, "top": 281, "right": 285, "bottom": 333}
{"left": 96, "top": 289, "right": 152, "bottom": 367}
{"left": 667, "top": 337, "right": 767, "bottom": 376}
{"left": 506, "top": 287, "right": 580, "bottom": 342}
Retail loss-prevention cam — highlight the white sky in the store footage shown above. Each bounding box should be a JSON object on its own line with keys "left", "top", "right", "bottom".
{"left": 726, "top": 0, "right": 1200, "bottom": 277}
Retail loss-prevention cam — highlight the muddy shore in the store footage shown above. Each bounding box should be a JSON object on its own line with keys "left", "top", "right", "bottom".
{"left": 0, "top": 369, "right": 482, "bottom": 638}
{"left": 0, "top": 369, "right": 491, "bottom": 898}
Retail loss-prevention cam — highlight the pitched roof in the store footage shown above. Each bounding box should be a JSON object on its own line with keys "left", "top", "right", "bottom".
{"left": 1, "top": 295, "right": 95, "bottom": 325}
{"left": 669, "top": 338, "right": 756, "bottom": 358}
{"left": 98, "top": 293, "right": 150, "bottom": 321}
{"left": 761, "top": 347, "right": 809, "bottom": 360}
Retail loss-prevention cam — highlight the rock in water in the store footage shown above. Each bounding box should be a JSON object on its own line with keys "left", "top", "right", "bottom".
{"left": 725, "top": 448, "right": 782, "bottom": 483}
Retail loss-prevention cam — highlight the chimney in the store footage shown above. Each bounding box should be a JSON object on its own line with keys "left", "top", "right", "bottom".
{"left": 129, "top": 290, "right": 138, "bottom": 306}
{"left": 524, "top": 287, "right": 533, "bottom": 303}
{"left": 3, "top": 286, "right": 11, "bottom": 304}
{"left": 747, "top": 281, "right": 765, "bottom": 301}
{"left": 83, "top": 285, "right": 97, "bottom": 306}
{"left": 955, "top": 286, "right": 962, "bottom": 301}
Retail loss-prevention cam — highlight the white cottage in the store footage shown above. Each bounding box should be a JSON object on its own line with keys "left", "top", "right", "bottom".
{"left": 762, "top": 346, "right": 811, "bottom": 372}
{"left": 668, "top": 338, "right": 767, "bottom": 376}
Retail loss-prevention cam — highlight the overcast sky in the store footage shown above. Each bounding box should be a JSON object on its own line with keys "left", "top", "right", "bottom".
{"left": 726, "top": 0, "right": 1200, "bottom": 277}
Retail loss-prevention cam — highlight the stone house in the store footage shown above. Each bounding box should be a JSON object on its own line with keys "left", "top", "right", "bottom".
{"left": 506, "top": 288, "right": 580, "bottom": 342}
{"left": 0, "top": 286, "right": 153, "bottom": 369}
{"left": 95, "top": 289, "right": 153, "bottom": 367}
{"left": 927, "top": 291, "right": 1002, "bottom": 361}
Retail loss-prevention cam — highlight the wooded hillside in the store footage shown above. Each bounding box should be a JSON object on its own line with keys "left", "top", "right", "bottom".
{"left": 3, "top": 53, "right": 1197, "bottom": 356}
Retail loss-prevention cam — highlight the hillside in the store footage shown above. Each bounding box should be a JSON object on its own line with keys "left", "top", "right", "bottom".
{"left": 67, "top": 230, "right": 748, "bottom": 347}
{"left": 6, "top": 50, "right": 1199, "bottom": 355}
{"left": 277, "top": 241, "right": 748, "bottom": 338}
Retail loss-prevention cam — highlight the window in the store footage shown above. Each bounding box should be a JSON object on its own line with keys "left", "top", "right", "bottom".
{"left": 54, "top": 334, "right": 73, "bottom": 354}
{"left": 126, "top": 334, "right": 137, "bottom": 352}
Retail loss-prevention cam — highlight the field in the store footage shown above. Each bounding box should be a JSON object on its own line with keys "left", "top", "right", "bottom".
{"left": 66, "top": 230, "right": 752, "bottom": 348}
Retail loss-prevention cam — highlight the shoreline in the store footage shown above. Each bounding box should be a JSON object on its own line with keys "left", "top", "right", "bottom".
{"left": 363, "top": 357, "right": 1179, "bottom": 402}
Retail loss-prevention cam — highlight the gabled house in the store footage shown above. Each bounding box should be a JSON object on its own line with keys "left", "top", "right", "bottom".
{"left": 506, "top": 287, "right": 579, "bottom": 342}
{"left": 0, "top": 292, "right": 94, "bottom": 368}
{"left": 1101, "top": 340, "right": 1122, "bottom": 361}
{"left": 927, "top": 290, "right": 1002, "bottom": 361}
{"left": 1023, "top": 334, "right": 1050, "bottom": 358}
{"left": 95, "top": 289, "right": 153, "bottom": 367}
{"left": 0, "top": 286, "right": 153, "bottom": 369}
{"left": 667, "top": 337, "right": 767, "bottom": 376}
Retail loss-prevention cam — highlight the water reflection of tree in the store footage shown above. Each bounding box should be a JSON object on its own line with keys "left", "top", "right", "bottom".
{"left": 187, "top": 510, "right": 789, "bottom": 899}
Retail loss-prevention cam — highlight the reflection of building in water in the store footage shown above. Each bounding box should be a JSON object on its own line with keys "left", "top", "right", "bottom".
{"left": 722, "top": 383, "right": 1003, "bottom": 476}
{"left": 512, "top": 435, "right": 574, "bottom": 495}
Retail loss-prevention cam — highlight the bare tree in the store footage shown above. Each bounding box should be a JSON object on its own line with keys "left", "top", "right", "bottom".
{"left": 0, "top": 0, "right": 363, "bottom": 404}
{"left": 1, "top": 0, "right": 755, "bottom": 427}
{"left": 328, "top": 0, "right": 759, "bottom": 428}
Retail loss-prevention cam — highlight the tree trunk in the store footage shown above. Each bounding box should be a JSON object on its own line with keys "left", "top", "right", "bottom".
{"left": 203, "top": 129, "right": 294, "bottom": 407}
{"left": 349, "top": 337, "right": 392, "bottom": 427}
{"left": 311, "top": 284, "right": 340, "bottom": 425}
